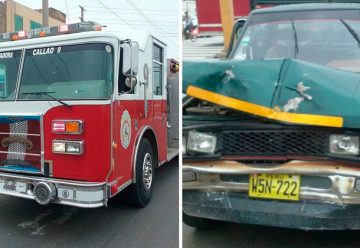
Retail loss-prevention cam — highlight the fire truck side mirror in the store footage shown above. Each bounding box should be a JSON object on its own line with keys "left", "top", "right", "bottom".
{"left": 122, "top": 42, "right": 139, "bottom": 77}
{"left": 131, "top": 42, "right": 139, "bottom": 75}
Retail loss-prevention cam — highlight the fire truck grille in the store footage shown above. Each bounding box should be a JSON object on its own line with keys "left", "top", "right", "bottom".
{"left": 222, "top": 130, "right": 329, "bottom": 156}
{"left": 0, "top": 117, "right": 42, "bottom": 173}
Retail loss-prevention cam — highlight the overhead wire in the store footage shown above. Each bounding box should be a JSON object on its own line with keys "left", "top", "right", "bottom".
{"left": 95, "top": 0, "right": 137, "bottom": 30}
{"left": 123, "top": 0, "right": 178, "bottom": 47}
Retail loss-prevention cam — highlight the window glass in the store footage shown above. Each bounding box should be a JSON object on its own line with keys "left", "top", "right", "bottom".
{"left": 153, "top": 44, "right": 163, "bottom": 95}
{"left": 153, "top": 44, "right": 163, "bottom": 63}
{"left": 14, "top": 15, "right": 23, "bottom": 31}
{"left": 30, "top": 20, "right": 42, "bottom": 29}
{"left": 0, "top": 50, "right": 22, "bottom": 100}
{"left": 19, "top": 43, "right": 113, "bottom": 100}
{"left": 233, "top": 10, "right": 360, "bottom": 72}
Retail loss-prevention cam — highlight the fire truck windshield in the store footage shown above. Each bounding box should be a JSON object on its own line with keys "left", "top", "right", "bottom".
{"left": 0, "top": 50, "right": 22, "bottom": 100}
{"left": 0, "top": 43, "right": 114, "bottom": 101}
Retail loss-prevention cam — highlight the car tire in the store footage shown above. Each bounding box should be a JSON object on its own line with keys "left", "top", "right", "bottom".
{"left": 126, "top": 138, "right": 154, "bottom": 207}
{"left": 183, "top": 212, "right": 214, "bottom": 229}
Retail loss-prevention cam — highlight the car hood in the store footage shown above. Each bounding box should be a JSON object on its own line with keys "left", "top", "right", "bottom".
{"left": 183, "top": 59, "right": 360, "bottom": 129}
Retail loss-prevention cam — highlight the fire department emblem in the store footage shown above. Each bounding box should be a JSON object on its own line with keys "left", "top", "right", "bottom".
{"left": 121, "top": 110, "right": 131, "bottom": 149}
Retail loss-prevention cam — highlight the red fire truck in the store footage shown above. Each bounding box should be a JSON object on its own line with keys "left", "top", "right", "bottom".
{"left": 193, "top": 0, "right": 351, "bottom": 36}
{"left": 0, "top": 22, "right": 179, "bottom": 208}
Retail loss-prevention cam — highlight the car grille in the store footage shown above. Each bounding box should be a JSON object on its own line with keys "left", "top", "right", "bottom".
{"left": 222, "top": 130, "right": 329, "bottom": 156}
{"left": 0, "top": 116, "right": 42, "bottom": 173}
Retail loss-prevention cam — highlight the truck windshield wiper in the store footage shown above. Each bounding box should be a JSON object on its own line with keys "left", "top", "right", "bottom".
{"left": 21, "top": 91, "right": 71, "bottom": 109}
{"left": 291, "top": 20, "right": 299, "bottom": 57}
{"left": 340, "top": 19, "right": 360, "bottom": 48}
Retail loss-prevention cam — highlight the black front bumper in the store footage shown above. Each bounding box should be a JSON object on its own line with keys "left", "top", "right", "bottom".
{"left": 183, "top": 191, "right": 360, "bottom": 230}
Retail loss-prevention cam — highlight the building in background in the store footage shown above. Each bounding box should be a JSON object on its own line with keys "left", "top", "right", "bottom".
{"left": 0, "top": 0, "right": 65, "bottom": 33}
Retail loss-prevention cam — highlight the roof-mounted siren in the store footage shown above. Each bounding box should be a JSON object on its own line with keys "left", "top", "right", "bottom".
{"left": 0, "top": 21, "right": 103, "bottom": 43}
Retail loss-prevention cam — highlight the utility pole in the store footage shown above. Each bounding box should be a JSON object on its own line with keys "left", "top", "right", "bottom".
{"left": 79, "top": 5, "right": 85, "bottom": 22}
{"left": 42, "top": 0, "right": 49, "bottom": 27}
{"left": 219, "top": 0, "right": 234, "bottom": 52}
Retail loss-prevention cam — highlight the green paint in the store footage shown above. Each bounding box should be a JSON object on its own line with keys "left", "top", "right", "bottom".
{"left": 183, "top": 59, "right": 360, "bottom": 129}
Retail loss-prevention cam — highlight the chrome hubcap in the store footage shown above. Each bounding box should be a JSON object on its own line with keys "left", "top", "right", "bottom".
{"left": 142, "top": 153, "right": 153, "bottom": 190}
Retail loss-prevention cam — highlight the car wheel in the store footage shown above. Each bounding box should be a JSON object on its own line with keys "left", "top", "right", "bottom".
{"left": 126, "top": 138, "right": 154, "bottom": 207}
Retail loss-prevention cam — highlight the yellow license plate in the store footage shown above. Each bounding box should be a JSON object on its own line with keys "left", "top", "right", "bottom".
{"left": 249, "top": 174, "right": 301, "bottom": 201}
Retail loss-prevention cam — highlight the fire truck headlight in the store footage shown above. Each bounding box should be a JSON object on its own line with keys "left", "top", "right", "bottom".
{"left": 330, "top": 135, "right": 359, "bottom": 155}
{"left": 52, "top": 140, "right": 84, "bottom": 155}
{"left": 187, "top": 130, "right": 217, "bottom": 154}
{"left": 53, "top": 141, "right": 66, "bottom": 153}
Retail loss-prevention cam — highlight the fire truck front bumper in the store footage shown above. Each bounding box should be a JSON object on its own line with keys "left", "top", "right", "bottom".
{"left": 0, "top": 172, "right": 107, "bottom": 208}
{"left": 183, "top": 160, "right": 360, "bottom": 230}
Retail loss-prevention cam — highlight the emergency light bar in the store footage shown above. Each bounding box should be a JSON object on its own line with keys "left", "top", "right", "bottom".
{"left": 0, "top": 21, "right": 102, "bottom": 43}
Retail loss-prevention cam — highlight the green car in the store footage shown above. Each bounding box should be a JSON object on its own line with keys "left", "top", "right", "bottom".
{"left": 183, "top": 3, "right": 360, "bottom": 230}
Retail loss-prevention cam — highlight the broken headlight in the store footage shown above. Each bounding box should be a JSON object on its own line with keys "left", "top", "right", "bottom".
{"left": 187, "top": 130, "right": 217, "bottom": 154}
{"left": 329, "top": 135, "right": 359, "bottom": 155}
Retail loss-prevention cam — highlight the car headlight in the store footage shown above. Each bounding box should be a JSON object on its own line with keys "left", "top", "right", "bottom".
{"left": 329, "top": 135, "right": 359, "bottom": 155}
{"left": 187, "top": 130, "right": 217, "bottom": 154}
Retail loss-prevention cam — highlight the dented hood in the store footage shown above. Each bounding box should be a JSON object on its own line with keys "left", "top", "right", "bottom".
{"left": 183, "top": 59, "right": 360, "bottom": 129}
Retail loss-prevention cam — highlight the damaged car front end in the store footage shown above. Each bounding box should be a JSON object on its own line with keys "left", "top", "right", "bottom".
{"left": 182, "top": 3, "right": 360, "bottom": 230}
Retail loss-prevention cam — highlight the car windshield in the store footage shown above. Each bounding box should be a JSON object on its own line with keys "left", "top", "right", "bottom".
{"left": 233, "top": 10, "right": 360, "bottom": 72}
{"left": 0, "top": 43, "right": 113, "bottom": 101}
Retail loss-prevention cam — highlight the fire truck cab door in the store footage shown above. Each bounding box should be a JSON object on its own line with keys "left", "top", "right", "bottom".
{"left": 113, "top": 41, "right": 153, "bottom": 186}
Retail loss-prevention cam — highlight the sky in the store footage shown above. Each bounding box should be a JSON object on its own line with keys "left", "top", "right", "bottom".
{"left": 15, "top": 0, "right": 180, "bottom": 58}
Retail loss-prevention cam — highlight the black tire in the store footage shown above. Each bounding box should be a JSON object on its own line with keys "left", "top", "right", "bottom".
{"left": 126, "top": 138, "right": 155, "bottom": 207}
{"left": 183, "top": 212, "right": 214, "bottom": 229}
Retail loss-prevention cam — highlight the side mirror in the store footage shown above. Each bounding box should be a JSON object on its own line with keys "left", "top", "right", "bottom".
{"left": 122, "top": 42, "right": 139, "bottom": 76}
{"left": 131, "top": 42, "right": 139, "bottom": 75}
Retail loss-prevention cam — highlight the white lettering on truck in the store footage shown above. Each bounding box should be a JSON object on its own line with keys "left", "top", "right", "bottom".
{"left": 32, "top": 47, "right": 59, "bottom": 56}
{"left": 0, "top": 52, "right": 13, "bottom": 59}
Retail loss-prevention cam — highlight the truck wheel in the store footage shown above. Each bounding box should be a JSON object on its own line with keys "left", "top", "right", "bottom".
{"left": 126, "top": 138, "right": 154, "bottom": 207}
{"left": 183, "top": 212, "right": 214, "bottom": 229}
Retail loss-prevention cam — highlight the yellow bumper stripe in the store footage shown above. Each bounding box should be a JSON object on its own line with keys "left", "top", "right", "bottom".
{"left": 187, "top": 86, "right": 343, "bottom": 128}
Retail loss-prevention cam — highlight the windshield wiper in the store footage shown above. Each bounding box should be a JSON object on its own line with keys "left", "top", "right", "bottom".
{"left": 21, "top": 91, "right": 71, "bottom": 109}
{"left": 340, "top": 19, "right": 360, "bottom": 48}
{"left": 291, "top": 20, "right": 299, "bottom": 57}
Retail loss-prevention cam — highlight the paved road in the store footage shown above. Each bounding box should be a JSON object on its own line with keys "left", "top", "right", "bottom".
{"left": 183, "top": 36, "right": 224, "bottom": 59}
{"left": 0, "top": 159, "right": 179, "bottom": 248}
{"left": 183, "top": 221, "right": 360, "bottom": 248}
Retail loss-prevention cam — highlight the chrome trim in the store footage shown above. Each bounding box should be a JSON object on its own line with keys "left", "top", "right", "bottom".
{"left": 0, "top": 172, "right": 107, "bottom": 208}
{"left": 33, "top": 182, "right": 56, "bottom": 205}
{"left": 51, "top": 119, "right": 84, "bottom": 134}
{"left": 0, "top": 132, "right": 40, "bottom": 137}
{"left": 0, "top": 172, "right": 105, "bottom": 186}
{"left": 183, "top": 160, "right": 360, "bottom": 177}
{"left": 40, "top": 114, "right": 45, "bottom": 175}
{"left": 0, "top": 151, "right": 40, "bottom": 156}
{"left": 183, "top": 160, "right": 360, "bottom": 205}
{"left": 52, "top": 140, "right": 84, "bottom": 155}
{"left": 106, "top": 92, "right": 115, "bottom": 185}
{"left": 132, "top": 126, "right": 158, "bottom": 183}
{"left": 106, "top": 41, "right": 118, "bottom": 187}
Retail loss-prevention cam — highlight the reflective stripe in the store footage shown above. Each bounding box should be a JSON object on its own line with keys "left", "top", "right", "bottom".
{"left": 187, "top": 86, "right": 343, "bottom": 128}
